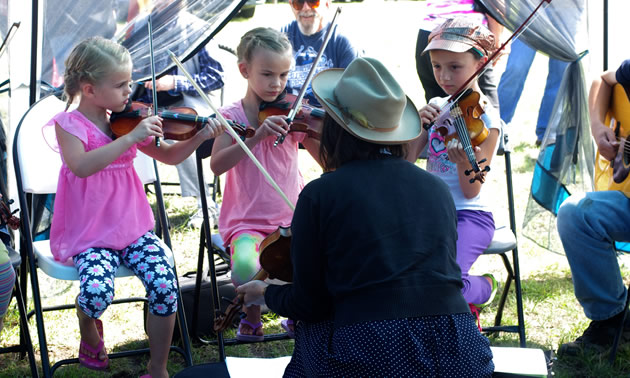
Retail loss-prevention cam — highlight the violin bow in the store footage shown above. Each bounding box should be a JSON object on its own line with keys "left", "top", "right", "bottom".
{"left": 148, "top": 14, "right": 161, "bottom": 147}
{"left": 167, "top": 50, "right": 296, "bottom": 212}
{"left": 274, "top": 6, "right": 342, "bottom": 147}
{"left": 0, "top": 22, "right": 19, "bottom": 60}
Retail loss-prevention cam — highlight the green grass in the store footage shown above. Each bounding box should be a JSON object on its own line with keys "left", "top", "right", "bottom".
{"left": 0, "top": 2, "right": 625, "bottom": 376}
{"left": 2, "top": 152, "right": 630, "bottom": 377}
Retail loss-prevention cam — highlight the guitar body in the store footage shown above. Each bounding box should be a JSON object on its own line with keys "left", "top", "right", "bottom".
{"left": 595, "top": 83, "right": 630, "bottom": 196}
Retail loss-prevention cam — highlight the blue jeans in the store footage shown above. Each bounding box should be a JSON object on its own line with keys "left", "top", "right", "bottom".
{"left": 497, "top": 39, "right": 569, "bottom": 141}
{"left": 557, "top": 191, "right": 630, "bottom": 321}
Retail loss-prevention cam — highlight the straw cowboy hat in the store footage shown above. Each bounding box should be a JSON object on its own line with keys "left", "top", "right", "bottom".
{"left": 311, "top": 57, "right": 421, "bottom": 144}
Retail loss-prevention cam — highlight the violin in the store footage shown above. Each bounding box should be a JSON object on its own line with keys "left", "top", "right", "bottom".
{"left": 0, "top": 198, "right": 20, "bottom": 230}
{"left": 433, "top": 89, "right": 490, "bottom": 183}
{"left": 259, "top": 93, "right": 324, "bottom": 145}
{"left": 109, "top": 101, "right": 255, "bottom": 141}
{"left": 213, "top": 226, "right": 293, "bottom": 333}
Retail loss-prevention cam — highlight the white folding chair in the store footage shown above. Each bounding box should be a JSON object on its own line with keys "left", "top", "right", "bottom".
{"left": 12, "top": 92, "right": 193, "bottom": 376}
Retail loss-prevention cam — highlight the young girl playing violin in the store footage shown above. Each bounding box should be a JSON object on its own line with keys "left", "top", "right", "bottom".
{"left": 211, "top": 27, "right": 321, "bottom": 342}
{"left": 47, "top": 36, "right": 223, "bottom": 377}
{"left": 409, "top": 17, "right": 501, "bottom": 326}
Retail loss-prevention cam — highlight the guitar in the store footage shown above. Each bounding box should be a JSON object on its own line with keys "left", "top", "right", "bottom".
{"left": 594, "top": 83, "right": 630, "bottom": 196}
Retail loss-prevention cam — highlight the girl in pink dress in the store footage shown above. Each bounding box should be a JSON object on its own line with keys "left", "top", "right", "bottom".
{"left": 211, "top": 27, "right": 321, "bottom": 341}
{"left": 47, "top": 36, "right": 223, "bottom": 377}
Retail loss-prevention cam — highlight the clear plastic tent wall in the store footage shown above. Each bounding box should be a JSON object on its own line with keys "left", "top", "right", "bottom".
{"left": 40, "top": 0, "right": 244, "bottom": 88}
{"left": 480, "top": 0, "right": 592, "bottom": 254}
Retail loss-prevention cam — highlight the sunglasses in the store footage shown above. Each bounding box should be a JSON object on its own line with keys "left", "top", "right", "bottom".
{"left": 291, "top": 0, "right": 320, "bottom": 11}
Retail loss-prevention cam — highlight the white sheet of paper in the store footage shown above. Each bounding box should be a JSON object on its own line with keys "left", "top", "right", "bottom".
{"left": 490, "top": 347, "right": 548, "bottom": 377}
{"left": 226, "top": 356, "right": 291, "bottom": 378}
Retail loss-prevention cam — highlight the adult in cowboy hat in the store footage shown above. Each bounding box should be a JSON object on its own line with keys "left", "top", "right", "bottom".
{"left": 237, "top": 57, "right": 494, "bottom": 377}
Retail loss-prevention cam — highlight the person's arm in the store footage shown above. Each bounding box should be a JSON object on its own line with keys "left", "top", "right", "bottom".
{"left": 589, "top": 70, "right": 620, "bottom": 162}
{"left": 143, "top": 48, "right": 224, "bottom": 95}
{"left": 449, "top": 127, "right": 499, "bottom": 199}
{"left": 405, "top": 129, "right": 428, "bottom": 163}
{"left": 139, "top": 119, "right": 224, "bottom": 165}
{"left": 210, "top": 114, "right": 289, "bottom": 176}
{"left": 485, "top": 14, "right": 504, "bottom": 51}
{"left": 237, "top": 190, "right": 332, "bottom": 322}
{"left": 171, "top": 48, "right": 225, "bottom": 95}
{"left": 265, "top": 192, "right": 332, "bottom": 321}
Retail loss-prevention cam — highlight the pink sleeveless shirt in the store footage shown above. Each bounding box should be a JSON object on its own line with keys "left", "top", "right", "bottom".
{"left": 48, "top": 110, "right": 155, "bottom": 263}
{"left": 217, "top": 100, "right": 306, "bottom": 246}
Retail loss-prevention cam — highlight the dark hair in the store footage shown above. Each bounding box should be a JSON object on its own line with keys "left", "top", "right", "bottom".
{"left": 319, "top": 114, "right": 407, "bottom": 172}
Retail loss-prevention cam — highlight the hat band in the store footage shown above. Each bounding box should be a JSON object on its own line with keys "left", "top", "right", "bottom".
{"left": 327, "top": 96, "right": 399, "bottom": 132}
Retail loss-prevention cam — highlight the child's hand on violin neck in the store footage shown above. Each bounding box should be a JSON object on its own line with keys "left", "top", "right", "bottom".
{"left": 257, "top": 115, "right": 289, "bottom": 140}
{"left": 128, "top": 115, "right": 163, "bottom": 143}
{"left": 200, "top": 118, "right": 225, "bottom": 140}
{"left": 446, "top": 138, "right": 480, "bottom": 165}
{"left": 418, "top": 103, "right": 441, "bottom": 126}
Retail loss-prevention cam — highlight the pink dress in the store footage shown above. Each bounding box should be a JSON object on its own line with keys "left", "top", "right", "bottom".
{"left": 218, "top": 100, "right": 306, "bottom": 246}
{"left": 48, "top": 110, "right": 155, "bottom": 263}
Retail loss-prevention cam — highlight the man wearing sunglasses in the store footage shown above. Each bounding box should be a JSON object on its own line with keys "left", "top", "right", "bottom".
{"left": 281, "top": 0, "right": 361, "bottom": 107}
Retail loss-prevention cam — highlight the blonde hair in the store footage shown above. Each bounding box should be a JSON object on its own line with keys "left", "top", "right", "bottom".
{"left": 236, "top": 27, "right": 292, "bottom": 64}
{"left": 63, "top": 36, "right": 132, "bottom": 109}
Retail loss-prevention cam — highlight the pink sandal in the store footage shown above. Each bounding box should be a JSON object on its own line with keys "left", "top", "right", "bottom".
{"left": 236, "top": 319, "right": 264, "bottom": 342}
{"left": 78, "top": 318, "right": 109, "bottom": 370}
{"left": 78, "top": 338, "right": 109, "bottom": 370}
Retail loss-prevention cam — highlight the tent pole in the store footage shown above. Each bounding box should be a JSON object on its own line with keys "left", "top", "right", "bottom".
{"left": 603, "top": 0, "right": 608, "bottom": 70}
{"left": 28, "top": 0, "right": 39, "bottom": 106}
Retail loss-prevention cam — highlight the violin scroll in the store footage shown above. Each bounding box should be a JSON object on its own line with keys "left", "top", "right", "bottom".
{"left": 465, "top": 159, "right": 490, "bottom": 183}
{"left": 213, "top": 295, "right": 245, "bottom": 333}
{"left": 212, "top": 269, "right": 269, "bottom": 333}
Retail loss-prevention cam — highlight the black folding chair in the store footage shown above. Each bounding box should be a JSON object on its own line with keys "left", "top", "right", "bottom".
{"left": 480, "top": 127, "right": 526, "bottom": 347}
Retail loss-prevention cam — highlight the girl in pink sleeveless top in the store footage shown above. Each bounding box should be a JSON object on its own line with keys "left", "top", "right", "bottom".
{"left": 48, "top": 36, "right": 223, "bottom": 377}
{"left": 211, "top": 27, "right": 321, "bottom": 342}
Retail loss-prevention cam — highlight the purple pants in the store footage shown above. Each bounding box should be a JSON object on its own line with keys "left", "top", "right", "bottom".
{"left": 456, "top": 210, "right": 495, "bottom": 304}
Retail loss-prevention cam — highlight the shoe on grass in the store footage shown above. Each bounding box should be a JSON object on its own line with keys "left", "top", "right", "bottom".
{"left": 558, "top": 310, "right": 630, "bottom": 357}
{"left": 472, "top": 273, "right": 498, "bottom": 310}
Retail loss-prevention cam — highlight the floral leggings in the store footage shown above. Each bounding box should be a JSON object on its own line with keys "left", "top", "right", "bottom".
{"left": 72, "top": 231, "right": 178, "bottom": 319}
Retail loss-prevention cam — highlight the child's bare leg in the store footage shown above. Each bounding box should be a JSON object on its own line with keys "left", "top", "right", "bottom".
{"left": 76, "top": 299, "right": 107, "bottom": 361}
{"left": 146, "top": 312, "right": 176, "bottom": 378}
{"left": 241, "top": 305, "right": 262, "bottom": 336}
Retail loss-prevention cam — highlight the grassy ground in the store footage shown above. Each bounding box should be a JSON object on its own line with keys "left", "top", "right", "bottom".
{"left": 1, "top": 1, "right": 629, "bottom": 377}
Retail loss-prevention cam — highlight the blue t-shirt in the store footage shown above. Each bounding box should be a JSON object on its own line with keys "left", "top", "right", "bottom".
{"left": 281, "top": 21, "right": 360, "bottom": 107}
{"left": 616, "top": 59, "right": 630, "bottom": 86}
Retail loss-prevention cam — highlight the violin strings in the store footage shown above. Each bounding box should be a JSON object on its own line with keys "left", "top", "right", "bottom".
{"left": 450, "top": 106, "right": 479, "bottom": 172}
